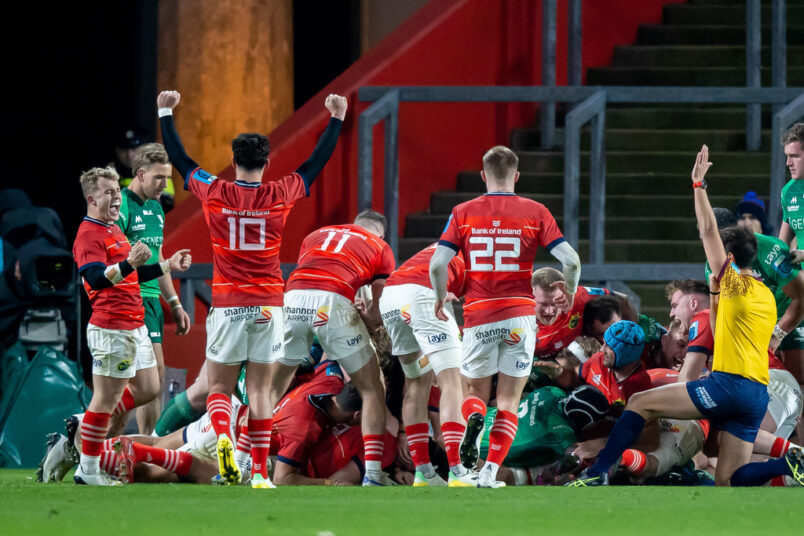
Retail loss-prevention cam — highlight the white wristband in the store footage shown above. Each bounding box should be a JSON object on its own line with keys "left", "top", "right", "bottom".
{"left": 773, "top": 324, "right": 789, "bottom": 341}
{"left": 167, "top": 295, "right": 180, "bottom": 304}
{"left": 158, "top": 108, "right": 173, "bottom": 118}
{"left": 104, "top": 263, "right": 125, "bottom": 284}
{"left": 160, "top": 260, "right": 171, "bottom": 274}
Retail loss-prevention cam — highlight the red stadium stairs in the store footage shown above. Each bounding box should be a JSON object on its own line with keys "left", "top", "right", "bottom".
{"left": 400, "top": 0, "right": 804, "bottom": 324}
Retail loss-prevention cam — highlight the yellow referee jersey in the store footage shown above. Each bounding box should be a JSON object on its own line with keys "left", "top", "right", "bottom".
{"left": 712, "top": 265, "right": 775, "bottom": 385}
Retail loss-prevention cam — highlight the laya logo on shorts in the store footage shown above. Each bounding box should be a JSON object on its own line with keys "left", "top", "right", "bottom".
{"left": 92, "top": 359, "right": 103, "bottom": 368}
{"left": 314, "top": 306, "right": 330, "bottom": 327}
{"left": 427, "top": 333, "right": 447, "bottom": 344}
{"left": 346, "top": 334, "right": 363, "bottom": 346}
{"left": 688, "top": 321, "right": 699, "bottom": 342}
{"left": 401, "top": 304, "right": 412, "bottom": 325}
{"left": 272, "top": 342, "right": 282, "bottom": 353}
{"left": 116, "top": 358, "right": 134, "bottom": 372}
{"left": 515, "top": 360, "right": 529, "bottom": 370}
{"left": 255, "top": 307, "right": 273, "bottom": 324}
{"left": 504, "top": 328, "right": 524, "bottom": 346}
{"left": 568, "top": 313, "right": 580, "bottom": 330}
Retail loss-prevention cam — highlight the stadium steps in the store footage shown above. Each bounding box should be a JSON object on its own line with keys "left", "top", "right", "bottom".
{"left": 399, "top": 0, "right": 803, "bottom": 326}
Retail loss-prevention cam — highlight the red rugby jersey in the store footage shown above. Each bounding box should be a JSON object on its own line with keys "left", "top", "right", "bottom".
{"left": 270, "top": 362, "right": 345, "bottom": 467}
{"left": 285, "top": 224, "right": 396, "bottom": 301}
{"left": 439, "top": 193, "right": 565, "bottom": 328}
{"left": 579, "top": 352, "right": 652, "bottom": 405}
{"left": 304, "top": 426, "right": 396, "bottom": 478}
{"left": 73, "top": 217, "right": 143, "bottom": 330}
{"left": 385, "top": 242, "right": 466, "bottom": 296}
{"left": 188, "top": 167, "right": 306, "bottom": 307}
{"left": 534, "top": 286, "right": 610, "bottom": 357}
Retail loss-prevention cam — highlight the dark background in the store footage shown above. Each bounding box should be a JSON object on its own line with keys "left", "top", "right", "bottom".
{"left": 7, "top": 1, "right": 359, "bottom": 241}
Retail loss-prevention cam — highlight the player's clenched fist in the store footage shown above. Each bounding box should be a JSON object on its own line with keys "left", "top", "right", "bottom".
{"left": 127, "top": 240, "right": 151, "bottom": 268}
{"left": 325, "top": 94, "right": 347, "bottom": 120}
{"left": 157, "top": 90, "right": 181, "bottom": 110}
{"left": 168, "top": 249, "right": 192, "bottom": 272}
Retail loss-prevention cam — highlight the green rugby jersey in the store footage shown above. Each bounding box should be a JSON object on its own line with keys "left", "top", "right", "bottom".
{"left": 704, "top": 232, "right": 799, "bottom": 318}
{"left": 479, "top": 386, "right": 576, "bottom": 468}
{"left": 781, "top": 179, "right": 804, "bottom": 244}
{"left": 119, "top": 188, "right": 165, "bottom": 298}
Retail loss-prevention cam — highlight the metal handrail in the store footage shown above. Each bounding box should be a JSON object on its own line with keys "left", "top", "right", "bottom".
{"left": 564, "top": 90, "right": 605, "bottom": 262}
{"left": 357, "top": 84, "right": 802, "bottom": 261}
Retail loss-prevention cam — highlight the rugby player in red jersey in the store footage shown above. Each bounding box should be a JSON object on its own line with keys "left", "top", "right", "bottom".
{"left": 430, "top": 146, "right": 581, "bottom": 488}
{"left": 157, "top": 90, "right": 347, "bottom": 488}
{"left": 283, "top": 210, "right": 397, "bottom": 486}
{"left": 379, "top": 243, "right": 477, "bottom": 486}
{"left": 72, "top": 167, "right": 191, "bottom": 485}
{"left": 530, "top": 267, "right": 622, "bottom": 359}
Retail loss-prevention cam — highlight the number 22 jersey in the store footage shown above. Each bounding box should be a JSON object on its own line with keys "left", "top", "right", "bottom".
{"left": 439, "top": 192, "right": 565, "bottom": 328}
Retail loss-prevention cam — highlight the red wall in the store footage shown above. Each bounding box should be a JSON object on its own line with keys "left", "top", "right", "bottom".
{"left": 162, "top": 0, "right": 682, "bottom": 375}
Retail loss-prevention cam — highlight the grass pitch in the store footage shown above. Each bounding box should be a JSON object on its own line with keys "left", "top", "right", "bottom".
{"left": 1, "top": 469, "right": 800, "bottom": 535}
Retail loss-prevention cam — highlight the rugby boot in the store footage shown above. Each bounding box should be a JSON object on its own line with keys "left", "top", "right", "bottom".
{"left": 251, "top": 474, "right": 276, "bottom": 489}
{"left": 73, "top": 465, "right": 123, "bottom": 486}
{"left": 413, "top": 468, "right": 447, "bottom": 487}
{"left": 37, "top": 434, "right": 77, "bottom": 483}
{"left": 564, "top": 467, "right": 609, "bottom": 487}
{"left": 362, "top": 470, "right": 398, "bottom": 486}
{"left": 113, "top": 437, "right": 136, "bottom": 484}
{"left": 476, "top": 464, "right": 506, "bottom": 488}
{"left": 784, "top": 447, "right": 804, "bottom": 486}
{"left": 216, "top": 433, "right": 241, "bottom": 485}
{"left": 447, "top": 466, "right": 479, "bottom": 487}
{"left": 459, "top": 412, "right": 485, "bottom": 469}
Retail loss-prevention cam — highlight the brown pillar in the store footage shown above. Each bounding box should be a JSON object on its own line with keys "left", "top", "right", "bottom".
{"left": 158, "top": 0, "right": 294, "bottom": 202}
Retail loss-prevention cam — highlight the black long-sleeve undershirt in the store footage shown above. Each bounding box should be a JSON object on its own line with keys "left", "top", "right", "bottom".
{"left": 79, "top": 262, "right": 165, "bottom": 291}
{"left": 295, "top": 117, "right": 343, "bottom": 195}
{"left": 159, "top": 112, "right": 342, "bottom": 194}
{"left": 159, "top": 114, "right": 200, "bottom": 188}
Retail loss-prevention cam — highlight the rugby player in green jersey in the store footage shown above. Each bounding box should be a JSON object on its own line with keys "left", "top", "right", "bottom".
{"left": 776, "top": 122, "right": 804, "bottom": 443}
{"left": 116, "top": 143, "right": 191, "bottom": 434}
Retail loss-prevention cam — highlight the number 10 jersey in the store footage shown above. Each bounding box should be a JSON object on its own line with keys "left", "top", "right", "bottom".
{"left": 439, "top": 192, "right": 565, "bottom": 328}
{"left": 188, "top": 167, "right": 306, "bottom": 307}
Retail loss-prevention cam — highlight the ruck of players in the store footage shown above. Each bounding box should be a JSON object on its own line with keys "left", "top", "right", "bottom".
{"left": 38, "top": 92, "right": 804, "bottom": 490}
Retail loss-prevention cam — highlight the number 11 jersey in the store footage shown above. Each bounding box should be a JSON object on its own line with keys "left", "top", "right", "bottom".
{"left": 438, "top": 192, "right": 565, "bottom": 328}
{"left": 285, "top": 224, "right": 396, "bottom": 301}
{"left": 188, "top": 167, "right": 306, "bottom": 307}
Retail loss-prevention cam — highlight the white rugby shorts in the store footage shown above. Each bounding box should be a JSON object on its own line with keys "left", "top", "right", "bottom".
{"left": 284, "top": 289, "right": 373, "bottom": 374}
{"left": 648, "top": 418, "right": 705, "bottom": 476}
{"left": 205, "top": 306, "right": 284, "bottom": 364}
{"left": 461, "top": 315, "right": 537, "bottom": 379}
{"left": 766, "top": 368, "right": 803, "bottom": 439}
{"left": 379, "top": 284, "right": 461, "bottom": 355}
{"left": 87, "top": 324, "right": 156, "bottom": 379}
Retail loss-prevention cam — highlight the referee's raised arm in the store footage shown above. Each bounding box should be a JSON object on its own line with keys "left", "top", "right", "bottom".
{"left": 156, "top": 90, "right": 200, "bottom": 188}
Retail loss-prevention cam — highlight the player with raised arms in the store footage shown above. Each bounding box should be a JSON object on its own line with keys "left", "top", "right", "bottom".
{"left": 157, "top": 90, "right": 347, "bottom": 488}
{"left": 72, "top": 166, "right": 191, "bottom": 485}
{"left": 430, "top": 145, "right": 581, "bottom": 488}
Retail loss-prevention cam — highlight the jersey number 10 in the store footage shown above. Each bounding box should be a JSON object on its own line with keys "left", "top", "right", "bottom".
{"left": 469, "top": 237, "right": 521, "bottom": 271}
{"left": 227, "top": 217, "right": 266, "bottom": 250}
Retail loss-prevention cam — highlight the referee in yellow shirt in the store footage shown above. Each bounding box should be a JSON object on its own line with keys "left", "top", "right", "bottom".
{"left": 569, "top": 145, "right": 803, "bottom": 487}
